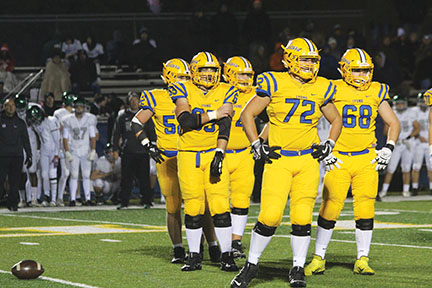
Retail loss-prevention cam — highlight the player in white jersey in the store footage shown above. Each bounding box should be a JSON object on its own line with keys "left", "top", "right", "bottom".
{"left": 379, "top": 95, "right": 420, "bottom": 198}
{"left": 27, "top": 104, "right": 61, "bottom": 206}
{"left": 316, "top": 116, "right": 331, "bottom": 198}
{"left": 63, "top": 97, "right": 97, "bottom": 206}
{"left": 411, "top": 94, "right": 432, "bottom": 195}
{"left": 54, "top": 92, "right": 77, "bottom": 206}
{"left": 90, "top": 143, "right": 121, "bottom": 205}
{"left": 15, "top": 94, "right": 40, "bottom": 207}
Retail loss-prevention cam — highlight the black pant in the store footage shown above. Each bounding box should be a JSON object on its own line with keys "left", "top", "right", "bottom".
{"left": 120, "top": 153, "right": 152, "bottom": 206}
{"left": 0, "top": 156, "right": 23, "bottom": 208}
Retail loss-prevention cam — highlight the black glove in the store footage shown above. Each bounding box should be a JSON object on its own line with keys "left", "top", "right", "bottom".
{"left": 210, "top": 149, "right": 224, "bottom": 177}
{"left": 144, "top": 142, "right": 165, "bottom": 164}
{"left": 311, "top": 139, "right": 335, "bottom": 161}
{"left": 25, "top": 156, "right": 32, "bottom": 169}
{"left": 251, "top": 138, "right": 281, "bottom": 163}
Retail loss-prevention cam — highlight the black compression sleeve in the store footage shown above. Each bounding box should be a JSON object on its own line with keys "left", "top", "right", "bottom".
{"left": 257, "top": 109, "right": 269, "bottom": 123}
{"left": 177, "top": 111, "right": 202, "bottom": 131}
{"left": 131, "top": 121, "right": 147, "bottom": 142}
{"left": 217, "top": 116, "right": 232, "bottom": 141}
{"left": 257, "top": 91, "right": 270, "bottom": 98}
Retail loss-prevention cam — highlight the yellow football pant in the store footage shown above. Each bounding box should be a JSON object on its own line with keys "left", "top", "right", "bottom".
{"left": 258, "top": 154, "right": 319, "bottom": 227}
{"left": 320, "top": 151, "right": 378, "bottom": 221}
{"left": 226, "top": 149, "right": 254, "bottom": 209}
{"left": 156, "top": 156, "right": 181, "bottom": 214}
{"left": 177, "top": 151, "right": 230, "bottom": 216}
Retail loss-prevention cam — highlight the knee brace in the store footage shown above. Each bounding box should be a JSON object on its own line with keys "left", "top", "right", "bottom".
{"left": 253, "top": 221, "right": 276, "bottom": 237}
{"left": 185, "top": 214, "right": 203, "bottom": 229}
{"left": 355, "top": 218, "right": 373, "bottom": 230}
{"left": 231, "top": 207, "right": 248, "bottom": 215}
{"left": 318, "top": 215, "right": 336, "bottom": 230}
{"left": 212, "top": 212, "right": 231, "bottom": 228}
{"left": 291, "top": 224, "right": 311, "bottom": 236}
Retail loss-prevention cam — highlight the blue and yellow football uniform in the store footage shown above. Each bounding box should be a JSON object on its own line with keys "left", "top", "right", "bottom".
{"left": 226, "top": 89, "right": 255, "bottom": 210}
{"left": 256, "top": 71, "right": 336, "bottom": 227}
{"left": 139, "top": 89, "right": 181, "bottom": 214}
{"left": 320, "top": 80, "right": 389, "bottom": 221}
{"left": 168, "top": 81, "right": 238, "bottom": 216}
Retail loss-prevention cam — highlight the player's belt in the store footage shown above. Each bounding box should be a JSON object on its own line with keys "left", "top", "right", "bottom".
{"left": 178, "top": 149, "right": 216, "bottom": 167}
{"left": 337, "top": 149, "right": 369, "bottom": 156}
{"left": 280, "top": 148, "right": 313, "bottom": 157}
{"left": 162, "top": 150, "right": 178, "bottom": 158}
{"left": 225, "top": 148, "right": 247, "bottom": 154}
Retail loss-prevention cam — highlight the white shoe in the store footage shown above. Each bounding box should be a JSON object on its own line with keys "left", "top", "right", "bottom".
{"left": 56, "top": 199, "right": 65, "bottom": 207}
{"left": 42, "top": 201, "right": 49, "bottom": 207}
{"left": 379, "top": 190, "right": 387, "bottom": 198}
{"left": 31, "top": 200, "right": 42, "bottom": 207}
{"left": 18, "top": 201, "right": 26, "bottom": 208}
{"left": 49, "top": 201, "right": 57, "bottom": 207}
{"left": 402, "top": 191, "right": 411, "bottom": 197}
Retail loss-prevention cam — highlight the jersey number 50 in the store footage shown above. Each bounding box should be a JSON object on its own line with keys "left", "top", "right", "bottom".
{"left": 342, "top": 105, "right": 372, "bottom": 129}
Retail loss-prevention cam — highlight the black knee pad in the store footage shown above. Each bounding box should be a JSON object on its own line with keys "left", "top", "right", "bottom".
{"left": 356, "top": 218, "right": 373, "bottom": 230}
{"left": 291, "top": 224, "right": 311, "bottom": 236}
{"left": 185, "top": 214, "right": 203, "bottom": 229}
{"left": 212, "top": 212, "right": 231, "bottom": 227}
{"left": 253, "top": 221, "right": 276, "bottom": 237}
{"left": 231, "top": 207, "right": 249, "bottom": 215}
{"left": 318, "top": 216, "right": 336, "bottom": 230}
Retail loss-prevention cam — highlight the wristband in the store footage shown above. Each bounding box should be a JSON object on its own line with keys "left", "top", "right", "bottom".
{"left": 141, "top": 138, "right": 150, "bottom": 146}
{"left": 215, "top": 148, "right": 225, "bottom": 154}
{"left": 326, "top": 139, "right": 335, "bottom": 148}
{"left": 208, "top": 110, "right": 217, "bottom": 121}
{"left": 385, "top": 140, "right": 395, "bottom": 151}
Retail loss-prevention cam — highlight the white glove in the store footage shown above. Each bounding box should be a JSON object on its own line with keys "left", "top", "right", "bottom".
{"left": 323, "top": 153, "right": 343, "bottom": 171}
{"left": 371, "top": 141, "right": 394, "bottom": 171}
{"left": 65, "top": 151, "right": 74, "bottom": 163}
{"left": 88, "top": 150, "right": 97, "bottom": 161}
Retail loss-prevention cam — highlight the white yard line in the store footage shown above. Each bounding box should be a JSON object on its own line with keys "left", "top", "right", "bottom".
{"left": 0, "top": 214, "right": 154, "bottom": 227}
{"left": 0, "top": 269, "right": 101, "bottom": 288}
{"left": 272, "top": 234, "right": 432, "bottom": 250}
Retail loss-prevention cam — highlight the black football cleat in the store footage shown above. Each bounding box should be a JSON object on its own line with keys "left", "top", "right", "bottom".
{"left": 411, "top": 188, "right": 418, "bottom": 196}
{"left": 209, "top": 245, "right": 221, "bottom": 262}
{"left": 221, "top": 252, "right": 239, "bottom": 272}
{"left": 171, "top": 247, "right": 186, "bottom": 264}
{"left": 85, "top": 200, "right": 96, "bottom": 206}
{"left": 69, "top": 200, "right": 76, "bottom": 207}
{"left": 232, "top": 240, "right": 246, "bottom": 259}
{"left": 231, "top": 261, "right": 258, "bottom": 288}
{"left": 181, "top": 252, "right": 202, "bottom": 271}
{"left": 289, "top": 266, "right": 306, "bottom": 287}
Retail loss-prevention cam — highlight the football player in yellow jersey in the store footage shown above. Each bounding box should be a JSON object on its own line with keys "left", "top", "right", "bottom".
{"left": 223, "top": 56, "right": 256, "bottom": 259}
{"left": 132, "top": 58, "right": 223, "bottom": 265}
{"left": 304, "top": 48, "right": 401, "bottom": 277}
{"left": 231, "top": 38, "right": 342, "bottom": 288}
{"left": 425, "top": 89, "right": 432, "bottom": 169}
{"left": 168, "top": 51, "right": 240, "bottom": 272}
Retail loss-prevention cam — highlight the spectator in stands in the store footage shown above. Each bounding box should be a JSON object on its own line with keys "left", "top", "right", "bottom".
{"left": 0, "top": 61, "right": 18, "bottom": 93}
{"left": 42, "top": 31, "right": 62, "bottom": 65}
{"left": 70, "top": 50, "right": 100, "bottom": 94}
{"left": 132, "top": 26, "right": 159, "bottom": 72}
{"left": 329, "top": 24, "right": 346, "bottom": 56}
{"left": 379, "top": 35, "right": 399, "bottom": 65}
{"left": 243, "top": 0, "right": 271, "bottom": 58}
{"left": 82, "top": 34, "right": 104, "bottom": 63}
{"left": 278, "top": 26, "right": 293, "bottom": 44}
{"left": 299, "top": 20, "right": 315, "bottom": 40}
{"left": 373, "top": 51, "right": 403, "bottom": 91}
{"left": 211, "top": 2, "right": 238, "bottom": 61}
{"left": 414, "top": 35, "right": 432, "bottom": 89}
{"left": 90, "top": 94, "right": 106, "bottom": 116}
{"left": 327, "top": 37, "right": 342, "bottom": 60}
{"left": 0, "top": 44, "right": 15, "bottom": 72}
{"left": 41, "top": 92, "right": 58, "bottom": 116}
{"left": 269, "top": 42, "right": 284, "bottom": 72}
{"left": 62, "top": 34, "right": 82, "bottom": 64}
{"left": 396, "top": 28, "right": 419, "bottom": 80}
{"left": 318, "top": 45, "right": 340, "bottom": 80}
{"left": 189, "top": 5, "right": 212, "bottom": 52}
{"left": 106, "top": 30, "right": 129, "bottom": 71}
{"left": 250, "top": 43, "right": 268, "bottom": 75}
{"left": 40, "top": 49, "right": 71, "bottom": 100}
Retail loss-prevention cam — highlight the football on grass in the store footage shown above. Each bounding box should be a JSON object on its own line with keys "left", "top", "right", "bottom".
{"left": 11, "top": 260, "right": 44, "bottom": 279}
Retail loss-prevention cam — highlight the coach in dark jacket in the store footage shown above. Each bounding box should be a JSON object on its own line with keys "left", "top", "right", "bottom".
{"left": 0, "top": 97, "right": 32, "bottom": 211}
{"left": 112, "top": 92, "right": 152, "bottom": 209}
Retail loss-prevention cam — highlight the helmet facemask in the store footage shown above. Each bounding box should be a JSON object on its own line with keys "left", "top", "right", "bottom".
{"left": 339, "top": 64, "right": 373, "bottom": 91}
{"left": 193, "top": 66, "right": 220, "bottom": 88}
{"left": 282, "top": 49, "right": 321, "bottom": 82}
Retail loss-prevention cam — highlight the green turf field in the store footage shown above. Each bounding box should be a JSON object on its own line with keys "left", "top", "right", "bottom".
{"left": 1, "top": 199, "right": 432, "bottom": 288}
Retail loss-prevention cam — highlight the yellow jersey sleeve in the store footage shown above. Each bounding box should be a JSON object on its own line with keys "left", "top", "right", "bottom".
{"left": 168, "top": 82, "right": 189, "bottom": 102}
{"left": 223, "top": 86, "right": 239, "bottom": 104}
{"left": 256, "top": 72, "right": 279, "bottom": 97}
{"left": 139, "top": 90, "right": 157, "bottom": 112}
{"left": 378, "top": 83, "right": 390, "bottom": 105}
{"left": 424, "top": 88, "right": 432, "bottom": 106}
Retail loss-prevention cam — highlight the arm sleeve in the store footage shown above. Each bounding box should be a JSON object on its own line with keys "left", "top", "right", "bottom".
{"left": 112, "top": 115, "right": 121, "bottom": 151}
{"left": 217, "top": 116, "right": 232, "bottom": 141}
{"left": 177, "top": 111, "right": 202, "bottom": 131}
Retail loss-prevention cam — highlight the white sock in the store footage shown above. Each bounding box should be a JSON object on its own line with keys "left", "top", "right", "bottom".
{"left": 291, "top": 235, "right": 311, "bottom": 267}
{"left": 185, "top": 228, "right": 203, "bottom": 253}
{"left": 69, "top": 178, "right": 78, "bottom": 201}
{"left": 412, "top": 182, "right": 418, "bottom": 189}
{"left": 208, "top": 241, "right": 218, "bottom": 247}
{"left": 58, "top": 175, "right": 67, "bottom": 201}
{"left": 37, "top": 175, "right": 42, "bottom": 199}
{"left": 50, "top": 180, "right": 57, "bottom": 202}
{"left": 355, "top": 229, "right": 372, "bottom": 259}
{"left": 430, "top": 182, "right": 432, "bottom": 190}
{"left": 173, "top": 243, "right": 183, "bottom": 248}
{"left": 83, "top": 178, "right": 91, "bottom": 201}
{"left": 31, "top": 187, "right": 37, "bottom": 202}
{"left": 314, "top": 226, "right": 334, "bottom": 259}
{"left": 18, "top": 190, "right": 25, "bottom": 202}
{"left": 231, "top": 214, "right": 248, "bottom": 237}
{"left": 25, "top": 186, "right": 31, "bottom": 203}
{"left": 215, "top": 227, "right": 232, "bottom": 253}
{"left": 381, "top": 183, "right": 390, "bottom": 193}
{"left": 403, "top": 184, "right": 410, "bottom": 192}
{"left": 43, "top": 177, "right": 50, "bottom": 197}
{"left": 248, "top": 230, "right": 273, "bottom": 265}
